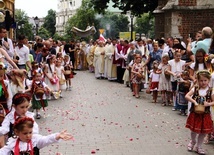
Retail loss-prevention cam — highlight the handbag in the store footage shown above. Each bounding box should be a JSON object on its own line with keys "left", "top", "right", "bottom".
{"left": 69, "top": 72, "right": 74, "bottom": 78}
{"left": 146, "top": 88, "right": 151, "bottom": 94}
{"left": 59, "top": 73, "right": 66, "bottom": 85}
{"left": 194, "top": 104, "right": 205, "bottom": 114}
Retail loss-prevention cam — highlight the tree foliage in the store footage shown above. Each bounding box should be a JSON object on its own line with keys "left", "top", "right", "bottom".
{"left": 98, "top": 12, "right": 129, "bottom": 38}
{"left": 43, "top": 9, "right": 56, "bottom": 37}
{"left": 135, "top": 13, "right": 155, "bottom": 39}
{"left": 90, "top": 0, "right": 158, "bottom": 16}
{"left": 38, "top": 27, "right": 50, "bottom": 40}
{"left": 15, "top": 9, "right": 34, "bottom": 40}
{"left": 65, "top": 0, "right": 99, "bottom": 40}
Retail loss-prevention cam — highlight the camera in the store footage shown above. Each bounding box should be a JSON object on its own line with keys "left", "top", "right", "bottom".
{"left": 15, "top": 56, "right": 19, "bottom": 60}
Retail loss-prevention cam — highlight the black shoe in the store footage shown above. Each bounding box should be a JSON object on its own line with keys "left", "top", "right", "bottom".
{"left": 36, "top": 114, "right": 41, "bottom": 119}
{"left": 73, "top": 72, "right": 77, "bottom": 75}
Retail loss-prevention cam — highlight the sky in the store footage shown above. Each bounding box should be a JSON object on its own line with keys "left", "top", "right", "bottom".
{"left": 15, "top": 0, "right": 58, "bottom": 18}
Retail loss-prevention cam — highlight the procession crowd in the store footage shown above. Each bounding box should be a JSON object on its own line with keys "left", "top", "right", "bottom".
{"left": 0, "top": 24, "right": 214, "bottom": 154}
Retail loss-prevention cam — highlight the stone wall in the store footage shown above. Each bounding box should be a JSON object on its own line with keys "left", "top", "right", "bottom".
{"left": 154, "top": 13, "right": 165, "bottom": 39}
{"left": 154, "top": 0, "right": 214, "bottom": 41}
{"left": 177, "top": 10, "right": 214, "bottom": 41}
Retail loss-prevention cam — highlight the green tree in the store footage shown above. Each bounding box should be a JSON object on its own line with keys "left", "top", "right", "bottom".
{"left": 53, "top": 33, "right": 65, "bottom": 41}
{"left": 43, "top": 9, "right": 56, "bottom": 37}
{"left": 98, "top": 12, "right": 129, "bottom": 38}
{"left": 65, "top": 0, "right": 99, "bottom": 40}
{"left": 38, "top": 27, "right": 50, "bottom": 39}
{"left": 15, "top": 9, "right": 33, "bottom": 40}
{"left": 135, "top": 13, "right": 155, "bottom": 39}
{"left": 90, "top": 0, "right": 158, "bottom": 16}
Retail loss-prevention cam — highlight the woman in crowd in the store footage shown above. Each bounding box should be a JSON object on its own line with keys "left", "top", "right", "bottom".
{"left": 144, "top": 41, "right": 162, "bottom": 72}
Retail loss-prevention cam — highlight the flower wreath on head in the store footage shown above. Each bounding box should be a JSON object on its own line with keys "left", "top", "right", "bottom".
{"left": 13, "top": 117, "right": 34, "bottom": 129}
{"left": 32, "top": 68, "right": 43, "bottom": 77}
{"left": 204, "top": 54, "right": 209, "bottom": 62}
{"left": 13, "top": 93, "right": 31, "bottom": 100}
{"left": 196, "top": 70, "right": 211, "bottom": 76}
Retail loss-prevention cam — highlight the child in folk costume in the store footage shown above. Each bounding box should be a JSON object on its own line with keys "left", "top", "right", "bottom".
{"left": 185, "top": 70, "right": 213, "bottom": 154}
{"left": 149, "top": 61, "right": 160, "bottom": 103}
{"left": 0, "top": 63, "right": 13, "bottom": 148}
{"left": 55, "top": 58, "right": 66, "bottom": 94}
{"left": 0, "top": 117, "right": 73, "bottom": 155}
{"left": 204, "top": 57, "right": 214, "bottom": 143}
{"left": 31, "top": 69, "right": 51, "bottom": 119}
{"left": 64, "top": 55, "right": 73, "bottom": 91}
{"left": 157, "top": 54, "right": 171, "bottom": 106}
{"left": 0, "top": 93, "right": 39, "bottom": 147}
{"left": 131, "top": 54, "right": 144, "bottom": 98}
{"left": 175, "top": 70, "right": 191, "bottom": 115}
{"left": 31, "top": 61, "right": 43, "bottom": 80}
{"left": 8, "top": 69, "right": 32, "bottom": 96}
{"left": 0, "top": 63, "right": 12, "bottom": 115}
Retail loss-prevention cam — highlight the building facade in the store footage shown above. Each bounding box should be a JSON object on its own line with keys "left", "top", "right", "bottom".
{"left": 55, "top": 0, "right": 125, "bottom": 36}
{"left": 56, "top": 0, "right": 82, "bottom": 35}
{"left": 153, "top": 0, "right": 214, "bottom": 41}
{"left": 2, "top": 0, "right": 15, "bottom": 39}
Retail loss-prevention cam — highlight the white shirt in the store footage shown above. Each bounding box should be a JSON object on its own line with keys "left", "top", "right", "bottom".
{"left": 149, "top": 72, "right": 160, "bottom": 82}
{"left": 191, "top": 86, "right": 213, "bottom": 96}
{"left": 0, "top": 109, "right": 39, "bottom": 136}
{"left": 189, "top": 62, "right": 205, "bottom": 71}
{"left": 1, "top": 37, "right": 14, "bottom": 58}
{"left": 136, "top": 45, "right": 145, "bottom": 55}
{"left": 168, "top": 59, "right": 185, "bottom": 81}
{"left": 0, "top": 133, "right": 59, "bottom": 154}
{"left": 14, "top": 45, "right": 30, "bottom": 65}
{"left": 162, "top": 45, "right": 172, "bottom": 57}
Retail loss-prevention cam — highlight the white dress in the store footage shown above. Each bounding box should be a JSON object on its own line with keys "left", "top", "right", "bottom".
{"left": 158, "top": 63, "right": 171, "bottom": 91}
{"left": 55, "top": 66, "right": 66, "bottom": 90}
{"left": 44, "top": 63, "right": 59, "bottom": 91}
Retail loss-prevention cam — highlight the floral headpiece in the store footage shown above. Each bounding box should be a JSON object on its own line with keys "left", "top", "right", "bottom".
{"left": 13, "top": 117, "right": 34, "bottom": 129}
{"left": 204, "top": 54, "right": 209, "bottom": 62}
{"left": 196, "top": 70, "right": 211, "bottom": 76}
{"left": 13, "top": 93, "right": 31, "bottom": 101}
{"left": 33, "top": 68, "right": 43, "bottom": 76}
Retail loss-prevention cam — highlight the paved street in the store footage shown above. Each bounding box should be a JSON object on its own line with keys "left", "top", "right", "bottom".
{"left": 38, "top": 71, "right": 214, "bottom": 155}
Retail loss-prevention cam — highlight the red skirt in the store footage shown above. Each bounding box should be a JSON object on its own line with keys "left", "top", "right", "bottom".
{"left": 150, "top": 82, "right": 159, "bottom": 91}
{"left": 186, "top": 112, "right": 213, "bottom": 134}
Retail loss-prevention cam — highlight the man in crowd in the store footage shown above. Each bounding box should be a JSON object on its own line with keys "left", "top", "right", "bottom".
{"left": 188, "top": 26, "right": 212, "bottom": 54}
{"left": 105, "top": 38, "right": 117, "bottom": 81}
{"left": 94, "top": 40, "right": 106, "bottom": 79}
{"left": 14, "top": 35, "right": 31, "bottom": 70}
{"left": 162, "top": 37, "right": 174, "bottom": 60}
{"left": 0, "top": 27, "right": 14, "bottom": 58}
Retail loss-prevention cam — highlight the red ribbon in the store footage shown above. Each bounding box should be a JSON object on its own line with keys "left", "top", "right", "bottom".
{"left": 14, "top": 138, "right": 34, "bottom": 155}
